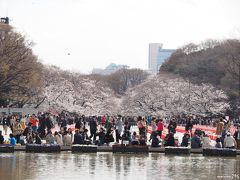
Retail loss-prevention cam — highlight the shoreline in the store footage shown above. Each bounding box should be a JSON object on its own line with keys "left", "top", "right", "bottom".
{"left": 0, "top": 145, "right": 237, "bottom": 155}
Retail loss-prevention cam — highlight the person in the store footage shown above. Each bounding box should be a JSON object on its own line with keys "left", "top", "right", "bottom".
{"left": 96, "top": 127, "right": 105, "bottom": 146}
{"left": 151, "top": 131, "right": 160, "bottom": 147}
{"left": 175, "top": 138, "right": 180, "bottom": 147}
{"left": 61, "top": 127, "right": 68, "bottom": 138}
{"left": 157, "top": 119, "right": 164, "bottom": 138}
{"left": 168, "top": 119, "right": 177, "bottom": 134}
{"left": 63, "top": 128, "right": 73, "bottom": 146}
{"left": 46, "top": 131, "right": 55, "bottom": 144}
{"left": 201, "top": 133, "right": 211, "bottom": 148}
{"left": 82, "top": 129, "right": 91, "bottom": 145}
{"left": 35, "top": 133, "right": 42, "bottom": 144}
{"left": 149, "top": 117, "right": 157, "bottom": 142}
{"left": 22, "top": 122, "right": 33, "bottom": 144}
{"left": 139, "top": 135, "right": 146, "bottom": 146}
{"left": 60, "top": 116, "right": 67, "bottom": 128}
{"left": 101, "top": 115, "right": 106, "bottom": 126}
{"left": 131, "top": 131, "right": 139, "bottom": 145}
{"left": 104, "top": 126, "right": 114, "bottom": 146}
{"left": 74, "top": 118, "right": 81, "bottom": 130}
{"left": 185, "top": 117, "right": 193, "bottom": 136}
{"left": 22, "top": 134, "right": 30, "bottom": 145}
{"left": 73, "top": 130, "right": 83, "bottom": 144}
{"left": 216, "top": 118, "right": 224, "bottom": 136}
{"left": 164, "top": 133, "right": 175, "bottom": 146}
{"left": 9, "top": 115, "right": 15, "bottom": 132}
{"left": 226, "top": 119, "right": 233, "bottom": 132}
{"left": 9, "top": 133, "right": 16, "bottom": 146}
{"left": 89, "top": 117, "right": 97, "bottom": 142}
{"left": 2, "top": 116, "right": 10, "bottom": 135}
{"left": 12, "top": 119, "right": 24, "bottom": 144}
{"left": 191, "top": 133, "right": 201, "bottom": 148}
{"left": 54, "top": 131, "right": 63, "bottom": 145}
{"left": 233, "top": 124, "right": 240, "bottom": 149}
{"left": 29, "top": 114, "right": 39, "bottom": 133}
{"left": 0, "top": 131, "right": 4, "bottom": 144}
{"left": 146, "top": 115, "right": 152, "bottom": 125}
{"left": 224, "top": 132, "right": 237, "bottom": 149}
{"left": 104, "top": 115, "right": 111, "bottom": 130}
{"left": 45, "top": 115, "right": 54, "bottom": 131}
{"left": 215, "top": 138, "right": 222, "bottom": 148}
{"left": 38, "top": 114, "right": 47, "bottom": 138}
{"left": 181, "top": 133, "right": 190, "bottom": 147}
{"left": 122, "top": 120, "right": 131, "bottom": 141}
{"left": 115, "top": 116, "right": 123, "bottom": 143}
{"left": 137, "top": 116, "right": 146, "bottom": 136}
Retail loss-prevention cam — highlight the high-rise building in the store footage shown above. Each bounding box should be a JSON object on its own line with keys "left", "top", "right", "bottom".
{"left": 148, "top": 43, "right": 162, "bottom": 73}
{"left": 148, "top": 43, "right": 175, "bottom": 74}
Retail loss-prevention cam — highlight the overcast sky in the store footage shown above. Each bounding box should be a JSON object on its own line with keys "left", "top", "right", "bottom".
{"left": 1, "top": 0, "right": 240, "bottom": 74}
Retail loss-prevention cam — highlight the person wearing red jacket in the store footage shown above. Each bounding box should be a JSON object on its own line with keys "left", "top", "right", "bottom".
{"left": 29, "top": 114, "right": 39, "bottom": 133}
{"left": 157, "top": 119, "right": 164, "bottom": 138}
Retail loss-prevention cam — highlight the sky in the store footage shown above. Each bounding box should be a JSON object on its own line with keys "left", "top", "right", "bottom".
{"left": 0, "top": 0, "right": 240, "bottom": 74}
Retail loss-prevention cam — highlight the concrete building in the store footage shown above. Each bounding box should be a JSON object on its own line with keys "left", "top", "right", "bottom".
{"left": 148, "top": 43, "right": 175, "bottom": 74}
{"left": 92, "top": 63, "right": 129, "bottom": 75}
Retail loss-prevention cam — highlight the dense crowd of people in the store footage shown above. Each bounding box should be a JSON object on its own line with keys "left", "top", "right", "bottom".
{"left": 0, "top": 112, "right": 240, "bottom": 150}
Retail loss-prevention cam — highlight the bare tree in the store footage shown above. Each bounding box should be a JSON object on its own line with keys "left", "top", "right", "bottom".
{"left": 107, "top": 68, "right": 149, "bottom": 94}
{"left": 0, "top": 29, "right": 43, "bottom": 107}
{"left": 221, "top": 39, "right": 240, "bottom": 113}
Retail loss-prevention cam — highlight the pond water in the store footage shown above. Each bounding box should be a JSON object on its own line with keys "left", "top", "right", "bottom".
{"left": 0, "top": 152, "right": 240, "bottom": 180}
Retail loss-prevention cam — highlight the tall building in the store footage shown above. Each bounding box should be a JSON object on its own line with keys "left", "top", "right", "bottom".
{"left": 148, "top": 43, "right": 175, "bottom": 74}
{"left": 148, "top": 43, "right": 162, "bottom": 73}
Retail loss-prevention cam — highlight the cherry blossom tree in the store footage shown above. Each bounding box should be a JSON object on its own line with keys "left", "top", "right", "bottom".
{"left": 120, "top": 75, "right": 230, "bottom": 117}
{"left": 38, "top": 66, "right": 118, "bottom": 115}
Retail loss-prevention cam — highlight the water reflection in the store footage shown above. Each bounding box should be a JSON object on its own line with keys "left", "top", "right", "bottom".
{"left": 0, "top": 152, "right": 239, "bottom": 180}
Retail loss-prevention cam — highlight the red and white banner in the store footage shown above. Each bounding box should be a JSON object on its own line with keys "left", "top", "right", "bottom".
{"left": 147, "top": 125, "right": 236, "bottom": 140}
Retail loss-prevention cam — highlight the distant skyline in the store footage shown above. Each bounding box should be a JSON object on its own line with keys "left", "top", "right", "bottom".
{"left": 1, "top": 0, "right": 240, "bottom": 74}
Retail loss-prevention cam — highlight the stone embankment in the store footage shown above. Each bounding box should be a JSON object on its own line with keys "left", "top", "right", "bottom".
{"left": 0, "top": 145, "right": 240, "bottom": 156}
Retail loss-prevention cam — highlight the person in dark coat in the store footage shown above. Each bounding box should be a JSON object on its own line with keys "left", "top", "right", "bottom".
{"left": 104, "top": 126, "right": 114, "bottom": 145}
{"left": 168, "top": 119, "right": 177, "bottom": 134}
{"left": 23, "top": 123, "right": 33, "bottom": 144}
{"left": 60, "top": 117, "right": 67, "bottom": 128}
{"left": 151, "top": 131, "right": 160, "bottom": 147}
{"left": 0, "top": 131, "right": 4, "bottom": 144}
{"left": 185, "top": 118, "right": 193, "bottom": 136}
{"left": 122, "top": 120, "right": 131, "bottom": 141}
{"left": 73, "top": 130, "right": 83, "bottom": 144}
{"left": 191, "top": 134, "right": 202, "bottom": 148}
{"left": 38, "top": 115, "right": 46, "bottom": 138}
{"left": 75, "top": 118, "right": 82, "bottom": 130}
{"left": 181, "top": 133, "right": 190, "bottom": 147}
{"left": 83, "top": 129, "right": 91, "bottom": 145}
{"left": 89, "top": 117, "right": 97, "bottom": 142}
{"left": 96, "top": 127, "right": 105, "bottom": 146}
{"left": 164, "top": 133, "right": 175, "bottom": 146}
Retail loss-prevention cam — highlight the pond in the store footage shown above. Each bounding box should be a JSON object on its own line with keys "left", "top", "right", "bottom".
{"left": 0, "top": 152, "right": 240, "bottom": 180}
